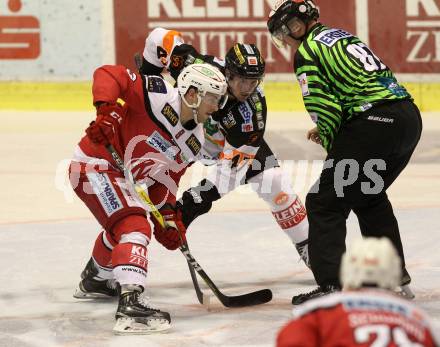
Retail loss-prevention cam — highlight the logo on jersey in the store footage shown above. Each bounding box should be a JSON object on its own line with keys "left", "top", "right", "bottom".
{"left": 238, "top": 102, "right": 253, "bottom": 124}
{"left": 242, "top": 123, "right": 254, "bottom": 132}
{"left": 297, "top": 73, "right": 310, "bottom": 97}
{"left": 204, "top": 119, "right": 219, "bottom": 136}
{"left": 175, "top": 129, "right": 185, "bottom": 140}
{"left": 254, "top": 98, "right": 264, "bottom": 130}
{"left": 314, "top": 29, "right": 353, "bottom": 47}
{"left": 148, "top": 76, "right": 167, "bottom": 94}
{"left": 222, "top": 112, "right": 236, "bottom": 129}
{"left": 185, "top": 134, "right": 201, "bottom": 155}
{"left": 146, "top": 131, "right": 179, "bottom": 160}
{"left": 86, "top": 172, "right": 122, "bottom": 216}
{"left": 161, "top": 103, "right": 179, "bottom": 126}
{"left": 126, "top": 69, "right": 137, "bottom": 82}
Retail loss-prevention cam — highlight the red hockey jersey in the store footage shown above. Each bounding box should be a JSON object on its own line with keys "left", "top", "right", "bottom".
{"left": 277, "top": 289, "right": 440, "bottom": 347}
{"left": 74, "top": 65, "right": 206, "bottom": 206}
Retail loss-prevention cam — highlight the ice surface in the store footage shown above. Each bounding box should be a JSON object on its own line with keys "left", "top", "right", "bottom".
{"left": 0, "top": 111, "right": 439, "bottom": 347}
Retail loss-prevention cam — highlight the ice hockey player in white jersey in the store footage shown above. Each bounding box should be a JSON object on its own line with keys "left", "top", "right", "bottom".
{"left": 140, "top": 27, "right": 310, "bottom": 267}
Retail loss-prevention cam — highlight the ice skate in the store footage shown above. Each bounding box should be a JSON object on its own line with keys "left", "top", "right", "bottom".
{"left": 113, "top": 288, "right": 171, "bottom": 335}
{"left": 292, "top": 285, "right": 340, "bottom": 305}
{"left": 396, "top": 268, "right": 415, "bottom": 299}
{"left": 73, "top": 258, "right": 119, "bottom": 299}
{"left": 295, "top": 239, "right": 310, "bottom": 268}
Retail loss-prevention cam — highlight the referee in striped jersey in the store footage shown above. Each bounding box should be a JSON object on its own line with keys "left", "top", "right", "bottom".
{"left": 267, "top": 0, "right": 422, "bottom": 304}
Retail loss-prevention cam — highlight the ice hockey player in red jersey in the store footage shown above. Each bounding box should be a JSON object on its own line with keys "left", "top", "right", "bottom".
{"left": 277, "top": 237, "right": 440, "bottom": 347}
{"left": 140, "top": 27, "right": 310, "bottom": 266}
{"left": 68, "top": 62, "right": 227, "bottom": 334}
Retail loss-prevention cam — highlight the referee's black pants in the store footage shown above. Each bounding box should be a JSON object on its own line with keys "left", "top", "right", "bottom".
{"left": 306, "top": 100, "right": 422, "bottom": 287}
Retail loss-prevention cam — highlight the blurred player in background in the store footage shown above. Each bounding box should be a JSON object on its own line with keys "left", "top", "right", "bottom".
{"left": 267, "top": 0, "right": 422, "bottom": 303}
{"left": 69, "top": 62, "right": 227, "bottom": 334}
{"left": 277, "top": 237, "right": 440, "bottom": 347}
{"left": 139, "top": 27, "right": 310, "bottom": 267}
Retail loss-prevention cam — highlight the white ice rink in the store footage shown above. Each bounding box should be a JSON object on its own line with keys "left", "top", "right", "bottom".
{"left": 1, "top": 111, "right": 439, "bottom": 347}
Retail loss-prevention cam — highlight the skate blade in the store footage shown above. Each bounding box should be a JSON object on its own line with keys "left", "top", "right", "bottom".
{"left": 113, "top": 317, "right": 171, "bottom": 335}
{"left": 396, "top": 284, "right": 415, "bottom": 300}
{"left": 73, "top": 287, "right": 116, "bottom": 300}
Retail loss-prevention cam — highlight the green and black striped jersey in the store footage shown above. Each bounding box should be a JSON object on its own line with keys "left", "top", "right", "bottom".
{"left": 295, "top": 23, "right": 411, "bottom": 151}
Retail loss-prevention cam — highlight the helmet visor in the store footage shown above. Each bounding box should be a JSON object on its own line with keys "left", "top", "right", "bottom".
{"left": 203, "top": 92, "right": 228, "bottom": 109}
{"left": 271, "top": 25, "right": 290, "bottom": 48}
{"left": 218, "top": 94, "right": 228, "bottom": 109}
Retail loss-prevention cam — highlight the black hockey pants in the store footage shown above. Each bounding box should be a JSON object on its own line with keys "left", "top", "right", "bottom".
{"left": 306, "top": 100, "right": 422, "bottom": 287}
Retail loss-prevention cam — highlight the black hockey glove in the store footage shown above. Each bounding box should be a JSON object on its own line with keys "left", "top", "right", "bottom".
{"left": 177, "top": 179, "right": 221, "bottom": 228}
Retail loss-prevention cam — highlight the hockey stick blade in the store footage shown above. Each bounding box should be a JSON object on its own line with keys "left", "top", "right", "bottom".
{"left": 217, "top": 288, "right": 272, "bottom": 308}
{"left": 179, "top": 243, "right": 272, "bottom": 307}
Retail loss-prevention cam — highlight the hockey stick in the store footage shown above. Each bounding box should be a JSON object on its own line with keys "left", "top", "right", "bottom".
{"left": 106, "top": 144, "right": 272, "bottom": 307}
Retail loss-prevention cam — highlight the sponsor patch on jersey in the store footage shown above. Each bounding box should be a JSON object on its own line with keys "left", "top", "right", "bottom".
{"left": 204, "top": 119, "right": 219, "bottom": 136}
{"left": 86, "top": 172, "right": 123, "bottom": 216}
{"left": 147, "top": 76, "right": 167, "bottom": 94}
{"left": 255, "top": 102, "right": 263, "bottom": 112}
{"left": 298, "top": 73, "right": 310, "bottom": 97}
{"left": 238, "top": 102, "right": 253, "bottom": 124}
{"left": 222, "top": 112, "right": 236, "bottom": 129}
{"left": 314, "top": 28, "right": 353, "bottom": 47}
{"left": 175, "top": 129, "right": 185, "bottom": 140}
{"left": 185, "top": 134, "right": 201, "bottom": 155}
{"left": 242, "top": 123, "right": 254, "bottom": 132}
{"left": 161, "top": 103, "right": 179, "bottom": 126}
{"left": 146, "top": 130, "right": 179, "bottom": 159}
{"left": 309, "top": 112, "right": 318, "bottom": 123}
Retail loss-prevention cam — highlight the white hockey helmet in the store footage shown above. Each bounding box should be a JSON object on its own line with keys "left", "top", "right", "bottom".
{"left": 177, "top": 63, "right": 228, "bottom": 110}
{"left": 340, "top": 237, "right": 402, "bottom": 290}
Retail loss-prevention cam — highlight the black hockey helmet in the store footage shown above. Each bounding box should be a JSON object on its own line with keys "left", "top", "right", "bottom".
{"left": 267, "top": 0, "right": 319, "bottom": 40}
{"left": 225, "top": 43, "right": 265, "bottom": 80}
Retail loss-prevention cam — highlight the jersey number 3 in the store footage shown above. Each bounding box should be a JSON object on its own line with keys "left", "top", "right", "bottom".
{"left": 354, "top": 324, "right": 423, "bottom": 347}
{"left": 347, "top": 43, "right": 386, "bottom": 72}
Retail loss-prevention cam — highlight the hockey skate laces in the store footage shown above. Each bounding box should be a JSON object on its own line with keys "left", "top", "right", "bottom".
{"left": 137, "top": 291, "right": 160, "bottom": 311}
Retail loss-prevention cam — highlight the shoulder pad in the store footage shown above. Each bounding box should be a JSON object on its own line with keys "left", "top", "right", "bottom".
{"left": 147, "top": 76, "right": 167, "bottom": 94}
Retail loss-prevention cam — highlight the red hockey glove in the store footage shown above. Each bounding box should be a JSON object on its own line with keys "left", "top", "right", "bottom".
{"left": 153, "top": 203, "right": 187, "bottom": 251}
{"left": 86, "top": 102, "right": 126, "bottom": 145}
